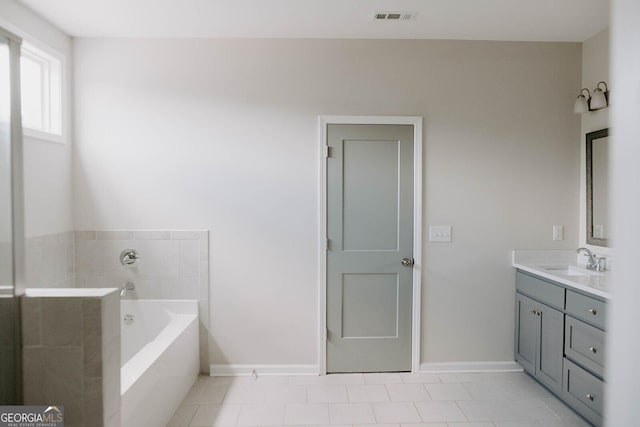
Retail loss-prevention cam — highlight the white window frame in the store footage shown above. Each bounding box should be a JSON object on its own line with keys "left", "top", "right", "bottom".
{"left": 20, "top": 40, "right": 64, "bottom": 144}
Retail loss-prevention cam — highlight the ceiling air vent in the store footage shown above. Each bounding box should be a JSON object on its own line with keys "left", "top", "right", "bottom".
{"left": 373, "top": 11, "right": 416, "bottom": 21}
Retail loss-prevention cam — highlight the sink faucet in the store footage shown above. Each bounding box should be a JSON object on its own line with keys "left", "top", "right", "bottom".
{"left": 120, "top": 281, "right": 135, "bottom": 297}
{"left": 576, "top": 248, "right": 598, "bottom": 271}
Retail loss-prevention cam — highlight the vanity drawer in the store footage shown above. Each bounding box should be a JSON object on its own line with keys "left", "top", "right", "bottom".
{"left": 565, "top": 316, "right": 605, "bottom": 378}
{"left": 516, "top": 271, "right": 565, "bottom": 310}
{"left": 563, "top": 359, "right": 604, "bottom": 426}
{"left": 566, "top": 290, "right": 606, "bottom": 330}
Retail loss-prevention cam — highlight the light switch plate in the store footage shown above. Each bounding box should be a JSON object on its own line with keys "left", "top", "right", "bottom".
{"left": 553, "top": 225, "right": 564, "bottom": 241}
{"left": 429, "top": 225, "right": 452, "bottom": 242}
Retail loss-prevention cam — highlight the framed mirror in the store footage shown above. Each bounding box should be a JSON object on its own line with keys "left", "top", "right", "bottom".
{"left": 586, "top": 128, "right": 610, "bottom": 247}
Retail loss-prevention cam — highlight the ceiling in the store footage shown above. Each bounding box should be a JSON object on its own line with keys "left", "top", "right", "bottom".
{"left": 19, "top": 0, "right": 609, "bottom": 41}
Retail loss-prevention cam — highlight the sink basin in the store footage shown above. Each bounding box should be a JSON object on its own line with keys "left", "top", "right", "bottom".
{"left": 541, "top": 265, "right": 603, "bottom": 277}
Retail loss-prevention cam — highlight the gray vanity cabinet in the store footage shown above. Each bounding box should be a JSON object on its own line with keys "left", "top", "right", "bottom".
{"left": 515, "top": 292, "right": 564, "bottom": 395}
{"left": 564, "top": 290, "right": 606, "bottom": 426}
{"left": 515, "top": 270, "right": 606, "bottom": 427}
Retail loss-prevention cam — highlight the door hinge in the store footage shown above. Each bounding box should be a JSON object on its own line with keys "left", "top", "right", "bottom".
{"left": 325, "top": 238, "right": 330, "bottom": 251}
{"left": 324, "top": 146, "right": 331, "bottom": 158}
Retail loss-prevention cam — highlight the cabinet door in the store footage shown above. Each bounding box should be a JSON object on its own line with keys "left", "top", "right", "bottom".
{"left": 515, "top": 293, "right": 538, "bottom": 375}
{"left": 536, "top": 305, "right": 564, "bottom": 395}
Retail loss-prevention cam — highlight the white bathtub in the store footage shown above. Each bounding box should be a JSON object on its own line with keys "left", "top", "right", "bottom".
{"left": 120, "top": 300, "right": 199, "bottom": 427}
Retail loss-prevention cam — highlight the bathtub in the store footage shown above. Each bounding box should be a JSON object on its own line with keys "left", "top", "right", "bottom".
{"left": 120, "top": 300, "right": 199, "bottom": 427}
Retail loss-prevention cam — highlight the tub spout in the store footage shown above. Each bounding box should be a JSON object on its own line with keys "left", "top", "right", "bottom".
{"left": 120, "top": 281, "right": 135, "bottom": 297}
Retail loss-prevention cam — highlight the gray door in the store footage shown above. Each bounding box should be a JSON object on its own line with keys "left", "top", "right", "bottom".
{"left": 326, "top": 124, "right": 414, "bottom": 373}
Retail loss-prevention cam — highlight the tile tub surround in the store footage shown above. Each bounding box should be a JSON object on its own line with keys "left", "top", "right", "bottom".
{"left": 25, "top": 231, "right": 75, "bottom": 288}
{"left": 21, "top": 289, "right": 121, "bottom": 427}
{"left": 74, "top": 230, "right": 210, "bottom": 373}
{"left": 168, "top": 372, "right": 591, "bottom": 426}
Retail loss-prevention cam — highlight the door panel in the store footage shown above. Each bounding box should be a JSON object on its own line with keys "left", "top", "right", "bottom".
{"left": 537, "top": 305, "right": 564, "bottom": 394}
{"left": 515, "top": 294, "right": 537, "bottom": 375}
{"left": 343, "top": 139, "right": 399, "bottom": 251}
{"left": 326, "top": 124, "right": 414, "bottom": 373}
{"left": 342, "top": 273, "right": 398, "bottom": 338}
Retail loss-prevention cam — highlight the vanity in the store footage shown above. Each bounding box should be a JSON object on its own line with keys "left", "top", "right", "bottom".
{"left": 510, "top": 127, "right": 611, "bottom": 426}
{"left": 512, "top": 250, "right": 609, "bottom": 426}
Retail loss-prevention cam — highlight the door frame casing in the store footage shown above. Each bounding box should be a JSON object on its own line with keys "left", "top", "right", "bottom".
{"left": 318, "top": 115, "right": 423, "bottom": 374}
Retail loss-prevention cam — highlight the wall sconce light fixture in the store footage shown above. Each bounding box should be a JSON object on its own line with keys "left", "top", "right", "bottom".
{"left": 590, "top": 81, "right": 609, "bottom": 110}
{"left": 574, "top": 81, "right": 609, "bottom": 114}
{"left": 573, "top": 88, "right": 591, "bottom": 114}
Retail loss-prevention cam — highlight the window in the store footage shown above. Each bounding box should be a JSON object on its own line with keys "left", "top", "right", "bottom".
{"left": 20, "top": 42, "right": 62, "bottom": 140}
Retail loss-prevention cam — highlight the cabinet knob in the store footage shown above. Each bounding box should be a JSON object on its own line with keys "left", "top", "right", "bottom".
{"left": 586, "top": 394, "right": 595, "bottom": 402}
{"left": 589, "top": 346, "right": 597, "bottom": 354}
{"left": 588, "top": 308, "right": 597, "bottom": 315}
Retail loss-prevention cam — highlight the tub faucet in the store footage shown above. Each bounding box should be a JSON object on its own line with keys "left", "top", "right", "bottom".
{"left": 120, "top": 281, "right": 135, "bottom": 297}
{"left": 576, "top": 247, "right": 598, "bottom": 270}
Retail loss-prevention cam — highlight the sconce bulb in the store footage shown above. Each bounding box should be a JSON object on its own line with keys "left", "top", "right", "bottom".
{"left": 591, "top": 89, "right": 608, "bottom": 110}
{"left": 573, "top": 95, "right": 589, "bottom": 114}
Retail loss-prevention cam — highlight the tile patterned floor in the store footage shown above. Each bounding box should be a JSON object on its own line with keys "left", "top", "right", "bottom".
{"left": 168, "top": 372, "right": 592, "bottom": 427}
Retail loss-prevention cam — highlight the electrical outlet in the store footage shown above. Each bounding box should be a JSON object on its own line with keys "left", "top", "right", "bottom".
{"left": 553, "top": 225, "right": 564, "bottom": 241}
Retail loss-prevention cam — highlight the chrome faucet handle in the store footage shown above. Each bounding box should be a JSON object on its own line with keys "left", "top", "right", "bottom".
{"left": 120, "top": 249, "right": 140, "bottom": 266}
{"left": 120, "top": 281, "right": 136, "bottom": 297}
{"left": 594, "top": 256, "right": 607, "bottom": 272}
{"left": 576, "top": 247, "right": 597, "bottom": 270}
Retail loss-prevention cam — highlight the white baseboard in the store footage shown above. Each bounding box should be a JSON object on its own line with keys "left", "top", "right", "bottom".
{"left": 418, "top": 361, "right": 523, "bottom": 373}
{"left": 210, "top": 361, "right": 521, "bottom": 376}
{"left": 210, "top": 364, "right": 320, "bottom": 377}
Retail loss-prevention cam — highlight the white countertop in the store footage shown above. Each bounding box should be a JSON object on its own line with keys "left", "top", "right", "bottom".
{"left": 24, "top": 288, "right": 118, "bottom": 298}
{"left": 512, "top": 250, "right": 611, "bottom": 300}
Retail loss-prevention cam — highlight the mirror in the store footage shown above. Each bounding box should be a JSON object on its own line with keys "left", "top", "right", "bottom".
{"left": 586, "top": 128, "right": 610, "bottom": 247}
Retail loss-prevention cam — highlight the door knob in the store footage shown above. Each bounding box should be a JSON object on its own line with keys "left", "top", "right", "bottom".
{"left": 401, "top": 258, "right": 414, "bottom": 267}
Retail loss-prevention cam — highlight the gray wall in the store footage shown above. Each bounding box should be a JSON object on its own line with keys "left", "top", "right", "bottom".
{"left": 73, "top": 38, "right": 582, "bottom": 368}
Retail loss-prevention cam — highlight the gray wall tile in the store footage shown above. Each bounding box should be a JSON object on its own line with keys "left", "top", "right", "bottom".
{"left": 97, "top": 231, "right": 135, "bottom": 240}
{"left": 23, "top": 346, "right": 83, "bottom": 425}
{"left": 102, "top": 336, "right": 121, "bottom": 422}
{"left": 83, "top": 299, "right": 103, "bottom": 378}
{"left": 170, "top": 230, "right": 206, "bottom": 240}
{"left": 42, "top": 297, "right": 82, "bottom": 347}
{"left": 21, "top": 298, "right": 41, "bottom": 346}
{"left": 134, "top": 230, "right": 171, "bottom": 240}
{"left": 83, "top": 377, "right": 104, "bottom": 424}
{"left": 179, "top": 240, "right": 200, "bottom": 277}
